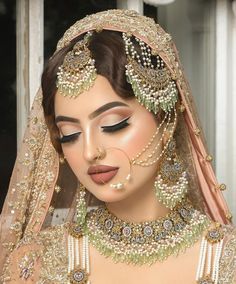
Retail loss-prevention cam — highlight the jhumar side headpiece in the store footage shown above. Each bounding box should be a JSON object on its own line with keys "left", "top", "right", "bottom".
{"left": 122, "top": 32, "right": 178, "bottom": 114}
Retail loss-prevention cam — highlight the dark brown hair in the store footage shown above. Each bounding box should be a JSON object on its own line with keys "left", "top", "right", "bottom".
{"left": 41, "top": 30, "right": 134, "bottom": 153}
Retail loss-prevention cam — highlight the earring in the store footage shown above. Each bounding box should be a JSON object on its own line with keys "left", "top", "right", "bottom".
{"left": 59, "top": 155, "right": 66, "bottom": 164}
{"left": 76, "top": 184, "right": 87, "bottom": 226}
{"left": 154, "top": 139, "right": 188, "bottom": 209}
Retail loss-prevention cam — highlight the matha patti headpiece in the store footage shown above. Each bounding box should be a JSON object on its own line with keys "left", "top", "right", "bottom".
{"left": 56, "top": 32, "right": 97, "bottom": 98}
{"left": 57, "top": 30, "right": 178, "bottom": 115}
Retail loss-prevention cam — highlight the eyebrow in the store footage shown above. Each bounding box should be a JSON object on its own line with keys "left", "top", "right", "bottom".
{"left": 55, "top": 101, "right": 129, "bottom": 124}
{"left": 88, "top": 101, "right": 129, "bottom": 119}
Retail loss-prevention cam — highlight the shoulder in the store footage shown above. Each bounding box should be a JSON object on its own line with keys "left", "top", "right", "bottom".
{"left": 218, "top": 225, "right": 236, "bottom": 284}
{"left": 1, "top": 223, "right": 69, "bottom": 284}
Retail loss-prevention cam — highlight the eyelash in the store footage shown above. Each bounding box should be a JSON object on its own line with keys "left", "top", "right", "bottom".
{"left": 101, "top": 116, "right": 130, "bottom": 133}
{"left": 59, "top": 132, "right": 81, "bottom": 144}
{"left": 59, "top": 117, "right": 130, "bottom": 144}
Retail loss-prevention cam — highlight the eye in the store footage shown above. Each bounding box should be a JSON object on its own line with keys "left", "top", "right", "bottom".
{"left": 101, "top": 117, "right": 130, "bottom": 133}
{"left": 58, "top": 132, "right": 81, "bottom": 144}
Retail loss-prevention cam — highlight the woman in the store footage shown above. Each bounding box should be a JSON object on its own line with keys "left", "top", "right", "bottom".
{"left": 1, "top": 9, "right": 235, "bottom": 284}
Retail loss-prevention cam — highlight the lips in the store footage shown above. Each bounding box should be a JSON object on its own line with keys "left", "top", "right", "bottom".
{"left": 87, "top": 165, "right": 119, "bottom": 185}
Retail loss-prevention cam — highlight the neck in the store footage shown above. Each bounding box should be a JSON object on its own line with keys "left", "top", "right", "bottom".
{"left": 105, "top": 177, "right": 170, "bottom": 223}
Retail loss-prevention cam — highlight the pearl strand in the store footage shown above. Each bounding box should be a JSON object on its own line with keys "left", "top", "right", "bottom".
{"left": 71, "top": 235, "right": 75, "bottom": 270}
{"left": 68, "top": 235, "right": 73, "bottom": 273}
{"left": 67, "top": 234, "right": 91, "bottom": 284}
{"left": 82, "top": 235, "right": 86, "bottom": 270}
{"left": 131, "top": 110, "right": 177, "bottom": 167}
{"left": 85, "top": 235, "right": 90, "bottom": 274}
{"left": 131, "top": 112, "right": 168, "bottom": 162}
{"left": 196, "top": 237, "right": 207, "bottom": 280}
{"left": 206, "top": 243, "right": 212, "bottom": 275}
{"left": 212, "top": 239, "right": 223, "bottom": 283}
{"left": 75, "top": 237, "right": 80, "bottom": 267}
{"left": 136, "top": 110, "right": 177, "bottom": 166}
{"left": 196, "top": 236, "right": 224, "bottom": 283}
{"left": 132, "top": 114, "right": 171, "bottom": 164}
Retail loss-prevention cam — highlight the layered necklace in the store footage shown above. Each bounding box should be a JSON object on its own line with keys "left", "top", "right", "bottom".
{"left": 82, "top": 200, "right": 210, "bottom": 265}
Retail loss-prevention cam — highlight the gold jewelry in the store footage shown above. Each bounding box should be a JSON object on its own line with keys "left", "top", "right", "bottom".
{"left": 96, "top": 147, "right": 106, "bottom": 160}
{"left": 59, "top": 156, "right": 66, "bottom": 164}
{"left": 106, "top": 147, "right": 132, "bottom": 190}
{"left": 154, "top": 138, "right": 188, "bottom": 209}
{"left": 57, "top": 32, "right": 97, "bottom": 98}
{"left": 122, "top": 32, "right": 178, "bottom": 114}
{"left": 84, "top": 199, "right": 210, "bottom": 265}
{"left": 131, "top": 108, "right": 177, "bottom": 167}
{"left": 76, "top": 184, "right": 87, "bottom": 227}
{"left": 67, "top": 234, "right": 90, "bottom": 284}
{"left": 196, "top": 224, "right": 224, "bottom": 283}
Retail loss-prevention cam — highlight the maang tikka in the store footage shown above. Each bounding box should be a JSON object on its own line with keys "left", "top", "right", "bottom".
{"left": 57, "top": 31, "right": 97, "bottom": 98}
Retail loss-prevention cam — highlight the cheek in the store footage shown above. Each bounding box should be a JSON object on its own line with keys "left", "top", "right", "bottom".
{"left": 62, "top": 145, "right": 83, "bottom": 175}
{"left": 115, "top": 114, "right": 158, "bottom": 159}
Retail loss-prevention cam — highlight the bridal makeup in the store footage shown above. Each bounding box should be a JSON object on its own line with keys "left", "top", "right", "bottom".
{"left": 54, "top": 75, "right": 162, "bottom": 203}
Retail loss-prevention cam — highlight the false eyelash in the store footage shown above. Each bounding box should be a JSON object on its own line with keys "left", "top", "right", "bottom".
{"left": 101, "top": 117, "right": 130, "bottom": 133}
{"left": 58, "top": 117, "right": 131, "bottom": 144}
{"left": 59, "top": 132, "right": 81, "bottom": 144}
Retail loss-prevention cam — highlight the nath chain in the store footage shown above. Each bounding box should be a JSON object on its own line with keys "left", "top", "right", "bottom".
{"left": 131, "top": 108, "right": 177, "bottom": 167}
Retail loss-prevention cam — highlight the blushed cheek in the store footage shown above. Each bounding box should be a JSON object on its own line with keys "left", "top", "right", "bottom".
{"left": 62, "top": 146, "right": 83, "bottom": 175}
{"left": 115, "top": 116, "right": 159, "bottom": 160}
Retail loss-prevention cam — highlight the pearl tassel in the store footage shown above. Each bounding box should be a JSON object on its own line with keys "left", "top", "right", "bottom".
{"left": 206, "top": 243, "right": 212, "bottom": 275}
{"left": 82, "top": 235, "right": 86, "bottom": 270}
{"left": 212, "top": 239, "right": 223, "bottom": 283}
{"left": 75, "top": 238, "right": 80, "bottom": 266}
{"left": 85, "top": 235, "right": 90, "bottom": 274}
{"left": 196, "top": 238, "right": 207, "bottom": 280}
{"left": 67, "top": 234, "right": 91, "bottom": 284}
{"left": 68, "top": 235, "right": 73, "bottom": 273}
{"left": 196, "top": 237, "right": 224, "bottom": 283}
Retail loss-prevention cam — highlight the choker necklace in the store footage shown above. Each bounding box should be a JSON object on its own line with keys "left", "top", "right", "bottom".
{"left": 83, "top": 200, "right": 210, "bottom": 265}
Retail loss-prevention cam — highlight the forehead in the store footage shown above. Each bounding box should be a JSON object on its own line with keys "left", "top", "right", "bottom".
{"left": 54, "top": 75, "right": 133, "bottom": 117}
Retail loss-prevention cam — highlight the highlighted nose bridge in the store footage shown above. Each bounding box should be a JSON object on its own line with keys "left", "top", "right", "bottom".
{"left": 83, "top": 127, "right": 99, "bottom": 162}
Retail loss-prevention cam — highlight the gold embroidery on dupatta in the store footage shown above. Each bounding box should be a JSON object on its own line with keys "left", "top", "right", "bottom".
{"left": 37, "top": 224, "right": 68, "bottom": 283}
{"left": 218, "top": 226, "right": 236, "bottom": 284}
{"left": 18, "top": 251, "right": 39, "bottom": 280}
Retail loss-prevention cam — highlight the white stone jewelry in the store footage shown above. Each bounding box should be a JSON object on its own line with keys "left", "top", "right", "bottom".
{"left": 122, "top": 32, "right": 178, "bottom": 114}
{"left": 85, "top": 201, "right": 210, "bottom": 265}
{"left": 195, "top": 225, "right": 224, "bottom": 284}
{"left": 107, "top": 147, "right": 132, "bottom": 190}
{"left": 57, "top": 32, "right": 97, "bottom": 99}
{"left": 110, "top": 173, "right": 131, "bottom": 190}
{"left": 67, "top": 234, "right": 90, "bottom": 284}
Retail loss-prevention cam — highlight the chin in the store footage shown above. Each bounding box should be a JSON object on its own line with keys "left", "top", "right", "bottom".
{"left": 89, "top": 185, "right": 131, "bottom": 203}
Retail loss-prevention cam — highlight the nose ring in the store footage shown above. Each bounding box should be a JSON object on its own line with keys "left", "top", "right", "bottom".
{"left": 96, "top": 147, "right": 106, "bottom": 160}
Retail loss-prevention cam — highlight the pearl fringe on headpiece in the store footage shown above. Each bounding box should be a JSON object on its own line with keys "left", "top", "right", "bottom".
{"left": 122, "top": 32, "right": 178, "bottom": 114}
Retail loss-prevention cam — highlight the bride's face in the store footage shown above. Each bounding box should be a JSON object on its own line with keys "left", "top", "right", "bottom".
{"left": 55, "top": 75, "right": 163, "bottom": 203}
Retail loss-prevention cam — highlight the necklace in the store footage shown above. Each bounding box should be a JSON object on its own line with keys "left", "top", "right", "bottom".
{"left": 83, "top": 200, "right": 210, "bottom": 265}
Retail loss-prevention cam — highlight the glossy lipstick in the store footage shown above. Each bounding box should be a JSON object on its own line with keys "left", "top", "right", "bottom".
{"left": 87, "top": 165, "right": 119, "bottom": 185}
